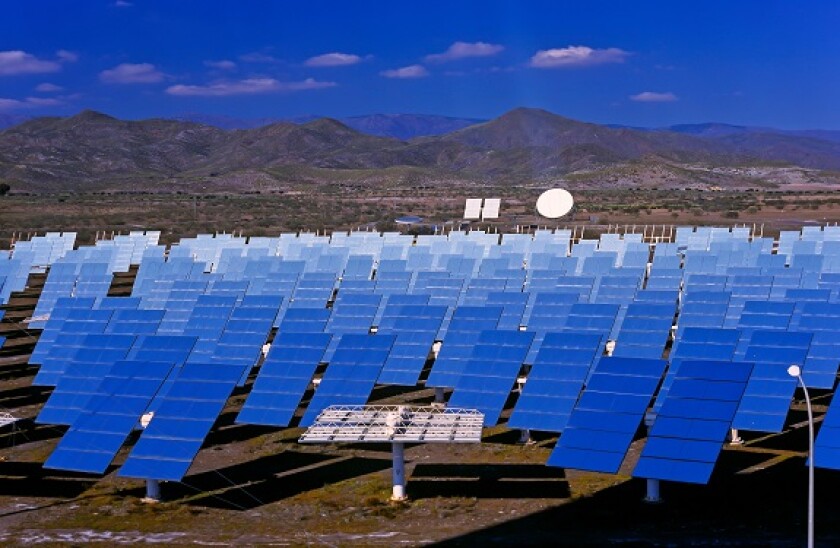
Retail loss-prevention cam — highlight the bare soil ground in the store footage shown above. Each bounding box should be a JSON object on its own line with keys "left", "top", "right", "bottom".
{"left": 3, "top": 188, "right": 840, "bottom": 246}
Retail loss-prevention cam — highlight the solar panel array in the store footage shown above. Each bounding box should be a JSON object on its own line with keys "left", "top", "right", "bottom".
{"left": 447, "top": 330, "right": 534, "bottom": 425}
{"left": 507, "top": 332, "right": 602, "bottom": 432}
{"left": 119, "top": 362, "right": 246, "bottom": 481}
{"left": 547, "top": 357, "right": 667, "bottom": 474}
{"left": 14, "top": 224, "right": 840, "bottom": 487}
{"left": 300, "top": 334, "right": 396, "bottom": 427}
{"left": 634, "top": 360, "right": 753, "bottom": 484}
{"left": 237, "top": 332, "right": 332, "bottom": 427}
{"left": 45, "top": 360, "right": 175, "bottom": 474}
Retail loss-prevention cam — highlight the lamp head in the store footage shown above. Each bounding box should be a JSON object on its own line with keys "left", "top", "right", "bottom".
{"left": 787, "top": 364, "right": 802, "bottom": 378}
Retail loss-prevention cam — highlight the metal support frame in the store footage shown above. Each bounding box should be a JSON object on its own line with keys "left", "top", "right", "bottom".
{"left": 391, "top": 442, "right": 406, "bottom": 501}
{"left": 643, "top": 412, "right": 662, "bottom": 503}
{"left": 300, "top": 405, "right": 484, "bottom": 502}
{"left": 518, "top": 428, "right": 534, "bottom": 445}
{"left": 144, "top": 479, "right": 161, "bottom": 503}
{"left": 644, "top": 478, "right": 661, "bottom": 503}
{"left": 729, "top": 428, "right": 744, "bottom": 445}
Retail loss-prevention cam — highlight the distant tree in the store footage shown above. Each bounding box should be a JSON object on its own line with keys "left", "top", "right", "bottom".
{"left": 0, "top": 183, "right": 9, "bottom": 196}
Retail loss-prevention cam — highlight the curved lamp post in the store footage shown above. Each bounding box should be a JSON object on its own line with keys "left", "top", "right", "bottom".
{"left": 787, "top": 364, "right": 814, "bottom": 548}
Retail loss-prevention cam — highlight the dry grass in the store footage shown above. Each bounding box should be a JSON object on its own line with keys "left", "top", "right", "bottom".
{"left": 4, "top": 188, "right": 840, "bottom": 247}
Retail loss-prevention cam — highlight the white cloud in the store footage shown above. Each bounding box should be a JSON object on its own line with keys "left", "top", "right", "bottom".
{"left": 24, "top": 97, "right": 61, "bottom": 106}
{"left": 56, "top": 50, "right": 79, "bottom": 63}
{"left": 529, "top": 46, "right": 629, "bottom": 68}
{"left": 630, "top": 91, "right": 678, "bottom": 102}
{"left": 165, "top": 77, "right": 335, "bottom": 97}
{"left": 0, "top": 96, "right": 61, "bottom": 111}
{"left": 425, "top": 41, "right": 504, "bottom": 63}
{"left": 99, "top": 63, "right": 164, "bottom": 84}
{"left": 204, "top": 59, "right": 237, "bottom": 70}
{"left": 239, "top": 52, "right": 279, "bottom": 63}
{"left": 0, "top": 50, "right": 61, "bottom": 76}
{"left": 304, "top": 52, "right": 363, "bottom": 67}
{"left": 35, "top": 82, "right": 63, "bottom": 92}
{"left": 380, "top": 64, "right": 429, "bottom": 79}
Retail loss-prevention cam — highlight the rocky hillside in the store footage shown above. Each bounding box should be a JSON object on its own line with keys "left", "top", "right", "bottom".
{"left": 1, "top": 108, "right": 839, "bottom": 192}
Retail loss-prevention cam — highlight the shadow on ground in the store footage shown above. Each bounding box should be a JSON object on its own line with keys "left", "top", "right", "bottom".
{"left": 429, "top": 454, "right": 840, "bottom": 547}
{"left": 0, "top": 461, "right": 96, "bottom": 499}
{"left": 153, "top": 451, "right": 392, "bottom": 510}
{"left": 409, "top": 463, "right": 570, "bottom": 499}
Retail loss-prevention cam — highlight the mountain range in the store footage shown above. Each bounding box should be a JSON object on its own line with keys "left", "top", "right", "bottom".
{"left": 1, "top": 108, "right": 839, "bottom": 193}
{"left": 172, "top": 113, "right": 483, "bottom": 140}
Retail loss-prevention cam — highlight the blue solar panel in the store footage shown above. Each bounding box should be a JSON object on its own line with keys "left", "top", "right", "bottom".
{"left": 731, "top": 331, "right": 812, "bottom": 433}
{"left": 525, "top": 299, "right": 576, "bottom": 329}
{"left": 547, "top": 357, "right": 667, "bottom": 474}
{"left": 426, "top": 332, "right": 482, "bottom": 388}
{"left": 37, "top": 335, "right": 138, "bottom": 425}
{"left": 105, "top": 309, "right": 164, "bottom": 335}
{"left": 444, "top": 306, "right": 504, "bottom": 332}
{"left": 277, "top": 307, "right": 331, "bottom": 333}
{"left": 126, "top": 335, "right": 197, "bottom": 363}
{"left": 563, "top": 303, "right": 620, "bottom": 335}
{"left": 324, "top": 295, "right": 381, "bottom": 359}
{"left": 237, "top": 332, "right": 332, "bottom": 426}
{"left": 426, "top": 306, "right": 503, "bottom": 387}
{"left": 299, "top": 334, "right": 396, "bottom": 426}
{"left": 447, "top": 330, "right": 534, "bottom": 425}
{"left": 814, "top": 393, "right": 840, "bottom": 470}
{"left": 801, "top": 331, "right": 840, "bottom": 389}
{"left": 35, "top": 332, "right": 135, "bottom": 396}
{"left": 94, "top": 297, "right": 139, "bottom": 310}
{"left": 44, "top": 361, "right": 175, "bottom": 474}
{"left": 508, "top": 332, "right": 603, "bottom": 432}
{"left": 634, "top": 360, "right": 752, "bottom": 484}
{"left": 377, "top": 304, "right": 447, "bottom": 334}
{"left": 654, "top": 326, "right": 742, "bottom": 413}
{"left": 183, "top": 315, "right": 228, "bottom": 339}
{"left": 119, "top": 362, "right": 247, "bottom": 481}
{"left": 376, "top": 331, "right": 437, "bottom": 386}
{"left": 240, "top": 294, "right": 284, "bottom": 309}
{"left": 385, "top": 293, "right": 430, "bottom": 306}
{"left": 29, "top": 298, "right": 101, "bottom": 364}
{"left": 228, "top": 306, "right": 279, "bottom": 323}
{"left": 736, "top": 300, "right": 794, "bottom": 330}
{"left": 486, "top": 292, "right": 529, "bottom": 330}
{"left": 612, "top": 303, "right": 675, "bottom": 359}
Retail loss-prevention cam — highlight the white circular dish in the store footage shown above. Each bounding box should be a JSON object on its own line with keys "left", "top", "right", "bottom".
{"left": 536, "top": 188, "right": 574, "bottom": 219}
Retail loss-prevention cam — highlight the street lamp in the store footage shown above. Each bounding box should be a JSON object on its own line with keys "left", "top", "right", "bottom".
{"left": 787, "top": 364, "right": 814, "bottom": 548}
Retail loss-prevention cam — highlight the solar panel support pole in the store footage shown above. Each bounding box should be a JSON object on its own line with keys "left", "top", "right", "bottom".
{"left": 391, "top": 441, "right": 407, "bottom": 501}
{"left": 642, "top": 413, "right": 662, "bottom": 503}
{"left": 434, "top": 387, "right": 445, "bottom": 404}
{"left": 729, "top": 428, "right": 744, "bottom": 445}
{"left": 518, "top": 428, "right": 533, "bottom": 445}
{"left": 144, "top": 479, "right": 161, "bottom": 503}
{"left": 644, "top": 479, "right": 661, "bottom": 504}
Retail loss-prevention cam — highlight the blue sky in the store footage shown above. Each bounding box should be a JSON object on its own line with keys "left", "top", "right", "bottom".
{"left": 2, "top": 1, "right": 838, "bottom": 129}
